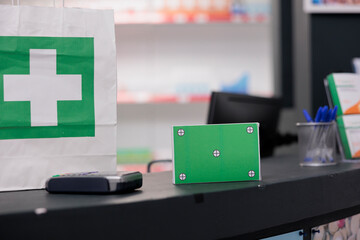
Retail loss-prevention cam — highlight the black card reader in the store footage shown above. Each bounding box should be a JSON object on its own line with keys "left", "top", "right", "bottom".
{"left": 45, "top": 171, "right": 142, "bottom": 193}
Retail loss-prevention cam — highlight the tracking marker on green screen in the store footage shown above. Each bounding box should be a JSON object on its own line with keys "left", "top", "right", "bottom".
{"left": 172, "top": 123, "right": 261, "bottom": 184}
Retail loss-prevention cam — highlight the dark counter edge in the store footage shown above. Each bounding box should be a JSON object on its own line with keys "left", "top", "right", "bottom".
{"left": 1, "top": 167, "right": 360, "bottom": 240}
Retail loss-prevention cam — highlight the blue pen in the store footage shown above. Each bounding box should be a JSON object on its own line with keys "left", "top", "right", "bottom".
{"left": 320, "top": 106, "right": 328, "bottom": 122}
{"left": 314, "top": 107, "right": 323, "bottom": 123}
{"left": 316, "top": 106, "right": 329, "bottom": 162}
{"left": 303, "top": 109, "right": 313, "bottom": 122}
{"left": 324, "top": 108, "right": 332, "bottom": 122}
{"left": 321, "top": 106, "right": 337, "bottom": 162}
{"left": 330, "top": 106, "right": 338, "bottom": 121}
{"left": 327, "top": 106, "right": 338, "bottom": 162}
{"left": 317, "top": 106, "right": 328, "bottom": 162}
{"left": 319, "top": 106, "right": 334, "bottom": 163}
{"left": 304, "top": 106, "right": 322, "bottom": 162}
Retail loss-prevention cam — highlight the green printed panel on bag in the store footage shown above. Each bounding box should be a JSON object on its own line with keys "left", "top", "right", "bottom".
{"left": 0, "top": 36, "right": 94, "bottom": 139}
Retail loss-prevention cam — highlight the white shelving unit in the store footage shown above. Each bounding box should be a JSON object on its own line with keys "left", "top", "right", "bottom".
{"left": 304, "top": 0, "right": 360, "bottom": 13}
{"left": 115, "top": 22, "right": 274, "bottom": 160}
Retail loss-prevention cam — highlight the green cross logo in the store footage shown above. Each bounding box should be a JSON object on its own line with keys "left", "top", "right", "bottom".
{"left": 0, "top": 36, "right": 95, "bottom": 139}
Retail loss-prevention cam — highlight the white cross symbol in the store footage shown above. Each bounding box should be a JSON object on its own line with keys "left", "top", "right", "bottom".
{"left": 248, "top": 170, "right": 255, "bottom": 178}
{"left": 179, "top": 173, "right": 186, "bottom": 180}
{"left": 213, "top": 149, "right": 220, "bottom": 157}
{"left": 177, "top": 129, "right": 185, "bottom": 136}
{"left": 247, "top": 126, "right": 254, "bottom": 134}
{"left": 3, "top": 49, "right": 82, "bottom": 126}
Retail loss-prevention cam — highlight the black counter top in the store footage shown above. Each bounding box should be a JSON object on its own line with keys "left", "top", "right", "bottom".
{"left": 1, "top": 155, "right": 360, "bottom": 239}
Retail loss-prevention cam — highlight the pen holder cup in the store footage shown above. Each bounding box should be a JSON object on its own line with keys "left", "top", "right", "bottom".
{"left": 296, "top": 122, "right": 338, "bottom": 166}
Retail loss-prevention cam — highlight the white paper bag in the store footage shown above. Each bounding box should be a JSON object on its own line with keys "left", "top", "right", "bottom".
{"left": 0, "top": 5, "right": 117, "bottom": 191}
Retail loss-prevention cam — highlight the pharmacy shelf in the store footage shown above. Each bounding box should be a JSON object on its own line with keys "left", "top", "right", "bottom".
{"left": 114, "top": 14, "right": 269, "bottom": 24}
{"left": 117, "top": 91, "right": 210, "bottom": 104}
{"left": 304, "top": 3, "right": 360, "bottom": 13}
{"left": 116, "top": 91, "right": 273, "bottom": 104}
{"left": 64, "top": 0, "right": 270, "bottom": 25}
